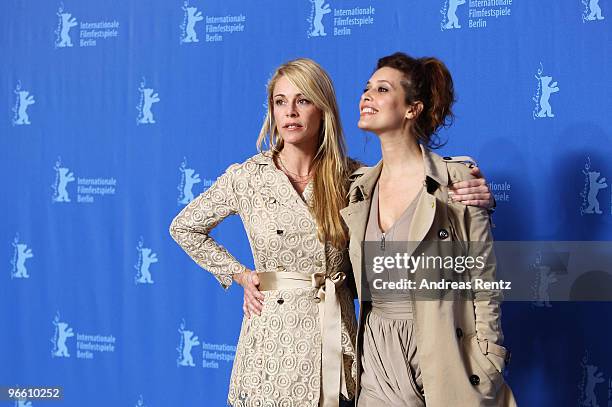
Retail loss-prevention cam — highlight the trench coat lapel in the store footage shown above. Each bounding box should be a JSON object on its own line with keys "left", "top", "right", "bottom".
{"left": 407, "top": 192, "right": 436, "bottom": 243}
{"left": 407, "top": 146, "right": 450, "bottom": 247}
{"left": 340, "top": 161, "right": 383, "bottom": 300}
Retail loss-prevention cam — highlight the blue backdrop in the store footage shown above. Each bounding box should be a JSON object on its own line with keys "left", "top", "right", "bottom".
{"left": 2, "top": 0, "right": 612, "bottom": 406}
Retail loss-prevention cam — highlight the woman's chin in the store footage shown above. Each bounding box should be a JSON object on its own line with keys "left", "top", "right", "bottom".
{"left": 357, "top": 120, "right": 367, "bottom": 130}
{"left": 357, "top": 120, "right": 375, "bottom": 132}
{"left": 280, "top": 134, "right": 318, "bottom": 149}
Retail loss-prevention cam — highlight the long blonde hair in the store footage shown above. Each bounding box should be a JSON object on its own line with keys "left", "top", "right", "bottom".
{"left": 257, "top": 58, "right": 350, "bottom": 249}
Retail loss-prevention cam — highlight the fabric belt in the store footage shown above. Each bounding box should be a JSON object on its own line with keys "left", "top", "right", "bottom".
{"left": 370, "top": 299, "right": 414, "bottom": 320}
{"left": 258, "top": 271, "right": 348, "bottom": 407}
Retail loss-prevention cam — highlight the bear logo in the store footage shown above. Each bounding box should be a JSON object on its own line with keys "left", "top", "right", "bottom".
{"left": 179, "top": 168, "right": 201, "bottom": 204}
{"left": 14, "top": 90, "right": 35, "bottom": 125}
{"left": 138, "top": 88, "right": 160, "bottom": 124}
{"left": 533, "top": 265, "right": 557, "bottom": 307}
{"left": 54, "top": 167, "right": 76, "bottom": 202}
{"left": 52, "top": 320, "right": 74, "bottom": 358}
{"left": 182, "top": 6, "right": 204, "bottom": 43}
{"left": 177, "top": 325, "right": 200, "bottom": 367}
{"left": 583, "top": 170, "right": 607, "bottom": 214}
{"left": 444, "top": 0, "right": 466, "bottom": 29}
{"left": 581, "top": 364, "right": 605, "bottom": 406}
{"left": 584, "top": 0, "right": 605, "bottom": 21}
{"left": 57, "top": 12, "right": 78, "bottom": 48}
{"left": 135, "top": 247, "right": 158, "bottom": 284}
{"left": 536, "top": 75, "right": 560, "bottom": 118}
{"left": 310, "top": 0, "right": 331, "bottom": 37}
{"left": 13, "top": 243, "right": 33, "bottom": 279}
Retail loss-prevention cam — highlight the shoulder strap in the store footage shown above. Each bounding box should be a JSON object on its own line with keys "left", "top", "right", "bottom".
{"left": 441, "top": 155, "right": 478, "bottom": 168}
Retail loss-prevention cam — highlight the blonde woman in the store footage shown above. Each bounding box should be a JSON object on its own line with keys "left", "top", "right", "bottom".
{"left": 170, "top": 58, "right": 358, "bottom": 407}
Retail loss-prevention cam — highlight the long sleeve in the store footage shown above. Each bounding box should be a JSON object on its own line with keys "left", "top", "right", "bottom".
{"left": 169, "top": 163, "right": 247, "bottom": 289}
{"left": 465, "top": 205, "right": 504, "bottom": 346}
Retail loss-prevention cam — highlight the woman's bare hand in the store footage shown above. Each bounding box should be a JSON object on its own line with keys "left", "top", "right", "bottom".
{"left": 234, "top": 270, "right": 264, "bottom": 318}
{"left": 449, "top": 166, "right": 494, "bottom": 209}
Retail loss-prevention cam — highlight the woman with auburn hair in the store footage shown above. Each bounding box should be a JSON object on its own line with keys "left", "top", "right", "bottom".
{"left": 341, "top": 52, "right": 516, "bottom": 406}
{"left": 170, "top": 57, "right": 495, "bottom": 407}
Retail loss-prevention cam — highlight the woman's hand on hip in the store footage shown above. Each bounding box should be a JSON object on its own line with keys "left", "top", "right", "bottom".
{"left": 234, "top": 270, "right": 264, "bottom": 318}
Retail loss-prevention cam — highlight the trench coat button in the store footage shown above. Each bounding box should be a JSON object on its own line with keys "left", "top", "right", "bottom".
{"left": 456, "top": 327, "right": 463, "bottom": 338}
{"left": 277, "top": 298, "right": 284, "bottom": 305}
{"left": 438, "top": 229, "right": 449, "bottom": 239}
{"left": 469, "top": 374, "right": 480, "bottom": 385}
{"left": 314, "top": 260, "right": 323, "bottom": 267}
{"left": 276, "top": 229, "right": 284, "bottom": 235}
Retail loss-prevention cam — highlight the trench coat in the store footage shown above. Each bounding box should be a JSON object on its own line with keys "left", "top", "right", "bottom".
{"left": 339, "top": 146, "right": 517, "bottom": 407}
{"left": 169, "top": 152, "right": 357, "bottom": 407}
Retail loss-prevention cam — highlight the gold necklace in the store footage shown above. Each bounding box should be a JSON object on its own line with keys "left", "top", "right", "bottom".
{"left": 278, "top": 155, "right": 313, "bottom": 182}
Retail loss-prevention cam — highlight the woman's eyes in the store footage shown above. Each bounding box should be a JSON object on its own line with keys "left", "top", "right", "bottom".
{"left": 274, "top": 99, "right": 311, "bottom": 105}
{"left": 362, "top": 87, "right": 389, "bottom": 93}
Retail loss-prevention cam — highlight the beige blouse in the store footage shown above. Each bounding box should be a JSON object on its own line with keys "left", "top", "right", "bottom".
{"left": 170, "top": 152, "right": 357, "bottom": 406}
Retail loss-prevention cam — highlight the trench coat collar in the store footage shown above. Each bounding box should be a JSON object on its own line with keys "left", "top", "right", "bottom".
{"left": 422, "top": 145, "right": 449, "bottom": 188}
{"left": 250, "top": 150, "right": 314, "bottom": 209}
{"left": 250, "top": 151, "right": 273, "bottom": 165}
{"left": 346, "top": 145, "right": 449, "bottom": 207}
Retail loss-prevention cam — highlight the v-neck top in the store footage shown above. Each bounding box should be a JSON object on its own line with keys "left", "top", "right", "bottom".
{"left": 364, "top": 181, "right": 423, "bottom": 301}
